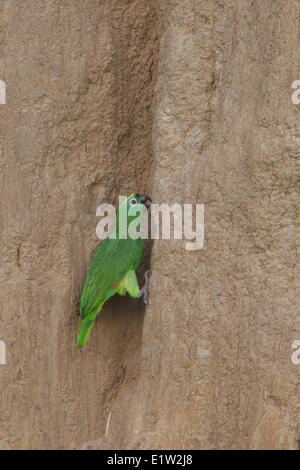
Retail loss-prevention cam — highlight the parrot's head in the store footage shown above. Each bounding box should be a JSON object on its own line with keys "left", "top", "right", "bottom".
{"left": 132, "top": 193, "right": 152, "bottom": 207}
{"left": 119, "top": 193, "right": 152, "bottom": 211}
{"left": 115, "top": 193, "right": 152, "bottom": 238}
{"left": 125, "top": 193, "right": 152, "bottom": 218}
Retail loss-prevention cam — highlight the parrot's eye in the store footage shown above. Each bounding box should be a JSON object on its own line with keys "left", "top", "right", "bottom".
{"left": 130, "top": 198, "right": 137, "bottom": 206}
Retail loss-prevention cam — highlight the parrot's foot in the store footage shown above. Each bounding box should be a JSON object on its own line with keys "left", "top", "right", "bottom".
{"left": 138, "top": 269, "right": 152, "bottom": 304}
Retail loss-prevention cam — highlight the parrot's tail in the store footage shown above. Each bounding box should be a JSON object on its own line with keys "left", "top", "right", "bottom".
{"left": 76, "top": 317, "right": 95, "bottom": 348}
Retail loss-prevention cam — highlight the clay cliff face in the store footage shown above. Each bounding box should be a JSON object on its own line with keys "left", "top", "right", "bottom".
{"left": 0, "top": 0, "right": 299, "bottom": 450}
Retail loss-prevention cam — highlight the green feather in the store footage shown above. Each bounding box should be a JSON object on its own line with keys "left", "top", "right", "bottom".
{"left": 77, "top": 194, "right": 144, "bottom": 347}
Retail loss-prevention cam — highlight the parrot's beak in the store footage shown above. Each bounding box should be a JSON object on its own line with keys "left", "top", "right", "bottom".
{"left": 137, "top": 194, "right": 152, "bottom": 206}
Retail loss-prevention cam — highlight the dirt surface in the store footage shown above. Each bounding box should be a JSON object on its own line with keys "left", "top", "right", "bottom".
{"left": 0, "top": 0, "right": 299, "bottom": 450}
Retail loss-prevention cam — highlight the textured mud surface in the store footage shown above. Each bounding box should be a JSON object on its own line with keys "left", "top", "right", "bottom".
{"left": 0, "top": 0, "right": 299, "bottom": 450}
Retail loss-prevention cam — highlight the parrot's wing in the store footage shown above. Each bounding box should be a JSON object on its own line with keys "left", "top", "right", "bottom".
{"left": 80, "top": 237, "right": 142, "bottom": 318}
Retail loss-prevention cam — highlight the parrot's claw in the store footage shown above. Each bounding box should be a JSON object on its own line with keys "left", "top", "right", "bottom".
{"left": 138, "top": 269, "right": 152, "bottom": 304}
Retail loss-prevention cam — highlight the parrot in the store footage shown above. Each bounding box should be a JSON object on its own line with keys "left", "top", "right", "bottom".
{"left": 77, "top": 193, "right": 152, "bottom": 348}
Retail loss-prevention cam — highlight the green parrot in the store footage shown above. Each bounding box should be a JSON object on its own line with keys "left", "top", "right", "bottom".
{"left": 77, "top": 193, "right": 152, "bottom": 348}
